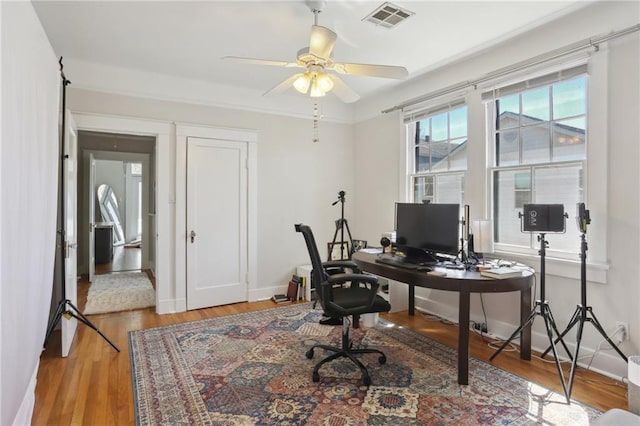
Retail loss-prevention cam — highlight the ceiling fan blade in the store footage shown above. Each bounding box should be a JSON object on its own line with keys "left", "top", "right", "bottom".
{"left": 264, "top": 73, "right": 304, "bottom": 97}
{"left": 331, "top": 62, "right": 408, "bottom": 79}
{"left": 222, "top": 56, "right": 301, "bottom": 68}
{"left": 327, "top": 74, "right": 360, "bottom": 103}
{"left": 309, "top": 25, "right": 337, "bottom": 59}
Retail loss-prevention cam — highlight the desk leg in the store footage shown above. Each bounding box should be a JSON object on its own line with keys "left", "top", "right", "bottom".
{"left": 520, "top": 287, "right": 532, "bottom": 360}
{"left": 458, "top": 290, "right": 470, "bottom": 385}
{"left": 408, "top": 284, "right": 415, "bottom": 316}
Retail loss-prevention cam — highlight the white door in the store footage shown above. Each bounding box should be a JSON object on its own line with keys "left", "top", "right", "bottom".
{"left": 61, "top": 111, "right": 78, "bottom": 357}
{"left": 88, "top": 153, "right": 96, "bottom": 282}
{"left": 186, "top": 137, "right": 248, "bottom": 309}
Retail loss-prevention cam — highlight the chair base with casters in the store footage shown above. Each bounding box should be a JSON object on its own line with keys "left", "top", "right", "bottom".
{"left": 295, "top": 223, "right": 391, "bottom": 386}
{"left": 305, "top": 317, "right": 386, "bottom": 386}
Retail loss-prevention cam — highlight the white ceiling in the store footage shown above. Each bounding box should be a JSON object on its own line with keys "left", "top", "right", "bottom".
{"left": 32, "top": 0, "right": 590, "bottom": 104}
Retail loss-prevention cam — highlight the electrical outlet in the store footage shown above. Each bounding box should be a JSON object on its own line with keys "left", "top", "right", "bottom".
{"left": 472, "top": 322, "right": 488, "bottom": 333}
{"left": 615, "top": 321, "right": 629, "bottom": 344}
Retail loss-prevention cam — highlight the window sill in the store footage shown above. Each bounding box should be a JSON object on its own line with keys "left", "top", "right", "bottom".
{"left": 490, "top": 250, "right": 609, "bottom": 284}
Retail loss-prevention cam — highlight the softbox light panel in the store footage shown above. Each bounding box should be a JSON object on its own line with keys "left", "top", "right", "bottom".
{"left": 522, "top": 204, "right": 565, "bottom": 232}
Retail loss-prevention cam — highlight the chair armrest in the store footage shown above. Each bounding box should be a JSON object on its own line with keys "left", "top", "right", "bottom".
{"left": 323, "top": 260, "right": 361, "bottom": 272}
{"left": 323, "top": 273, "right": 380, "bottom": 315}
{"left": 327, "top": 273, "right": 378, "bottom": 288}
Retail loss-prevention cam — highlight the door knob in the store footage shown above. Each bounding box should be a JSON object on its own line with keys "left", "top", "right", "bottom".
{"left": 190, "top": 230, "right": 196, "bottom": 243}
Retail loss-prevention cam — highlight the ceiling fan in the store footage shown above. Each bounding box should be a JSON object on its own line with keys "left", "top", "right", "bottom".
{"left": 222, "top": 0, "right": 408, "bottom": 103}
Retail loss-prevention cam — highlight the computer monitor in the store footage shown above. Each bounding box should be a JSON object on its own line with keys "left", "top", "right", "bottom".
{"left": 395, "top": 202, "right": 460, "bottom": 262}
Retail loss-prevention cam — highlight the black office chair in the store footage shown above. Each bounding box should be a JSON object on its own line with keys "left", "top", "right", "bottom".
{"left": 295, "top": 224, "right": 391, "bottom": 385}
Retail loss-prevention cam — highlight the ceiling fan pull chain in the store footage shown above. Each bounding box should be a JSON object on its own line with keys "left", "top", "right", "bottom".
{"left": 313, "top": 103, "right": 320, "bottom": 143}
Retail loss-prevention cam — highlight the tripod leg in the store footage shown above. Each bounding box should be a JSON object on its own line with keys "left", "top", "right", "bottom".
{"left": 342, "top": 220, "right": 355, "bottom": 256}
{"left": 541, "top": 305, "right": 570, "bottom": 403}
{"left": 588, "top": 309, "right": 627, "bottom": 362}
{"left": 328, "top": 221, "right": 342, "bottom": 261}
{"left": 65, "top": 301, "right": 120, "bottom": 352}
{"left": 43, "top": 300, "right": 67, "bottom": 348}
{"left": 545, "top": 304, "right": 574, "bottom": 361}
{"left": 567, "top": 316, "right": 586, "bottom": 399}
{"left": 541, "top": 306, "right": 580, "bottom": 358}
{"left": 490, "top": 306, "right": 538, "bottom": 361}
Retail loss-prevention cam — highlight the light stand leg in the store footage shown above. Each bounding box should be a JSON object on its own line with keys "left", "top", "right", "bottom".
{"left": 567, "top": 310, "right": 586, "bottom": 398}
{"left": 541, "top": 306, "right": 581, "bottom": 358}
{"left": 44, "top": 299, "right": 120, "bottom": 352}
{"left": 490, "top": 233, "right": 572, "bottom": 403}
{"left": 544, "top": 300, "right": 574, "bottom": 360}
{"left": 588, "top": 308, "right": 627, "bottom": 362}
{"left": 490, "top": 302, "right": 539, "bottom": 361}
{"left": 542, "top": 230, "right": 627, "bottom": 400}
{"left": 44, "top": 299, "right": 67, "bottom": 346}
{"left": 541, "top": 302, "right": 570, "bottom": 403}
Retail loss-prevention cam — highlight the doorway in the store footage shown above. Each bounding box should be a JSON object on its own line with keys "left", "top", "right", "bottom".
{"left": 94, "top": 159, "right": 145, "bottom": 274}
{"left": 77, "top": 131, "right": 155, "bottom": 313}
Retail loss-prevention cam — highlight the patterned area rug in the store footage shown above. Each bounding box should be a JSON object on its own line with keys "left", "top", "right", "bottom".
{"left": 129, "top": 303, "right": 601, "bottom": 425}
{"left": 84, "top": 272, "right": 155, "bottom": 314}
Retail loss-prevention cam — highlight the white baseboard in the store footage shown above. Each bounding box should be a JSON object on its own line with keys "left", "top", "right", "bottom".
{"left": 156, "top": 297, "right": 186, "bottom": 314}
{"left": 13, "top": 362, "right": 38, "bottom": 426}
{"left": 248, "top": 285, "right": 289, "bottom": 302}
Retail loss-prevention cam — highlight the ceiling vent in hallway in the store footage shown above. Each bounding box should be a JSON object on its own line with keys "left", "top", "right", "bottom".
{"left": 363, "top": 2, "right": 414, "bottom": 29}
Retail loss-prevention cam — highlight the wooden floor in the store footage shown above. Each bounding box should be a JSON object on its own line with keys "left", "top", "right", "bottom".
{"left": 95, "top": 245, "right": 141, "bottom": 275}
{"left": 33, "top": 301, "right": 628, "bottom": 425}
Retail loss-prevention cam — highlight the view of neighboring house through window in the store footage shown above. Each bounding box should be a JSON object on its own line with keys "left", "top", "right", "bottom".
{"left": 489, "top": 71, "right": 586, "bottom": 255}
{"left": 407, "top": 104, "right": 467, "bottom": 205}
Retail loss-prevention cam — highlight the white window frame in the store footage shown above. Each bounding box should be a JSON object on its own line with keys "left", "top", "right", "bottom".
{"left": 405, "top": 103, "right": 468, "bottom": 204}
{"left": 483, "top": 58, "right": 609, "bottom": 283}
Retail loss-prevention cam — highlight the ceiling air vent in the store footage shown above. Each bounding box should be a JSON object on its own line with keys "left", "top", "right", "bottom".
{"left": 363, "top": 2, "right": 414, "bottom": 29}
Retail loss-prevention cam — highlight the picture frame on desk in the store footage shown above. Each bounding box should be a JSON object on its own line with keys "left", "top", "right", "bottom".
{"left": 352, "top": 239, "right": 368, "bottom": 251}
{"left": 328, "top": 242, "right": 349, "bottom": 260}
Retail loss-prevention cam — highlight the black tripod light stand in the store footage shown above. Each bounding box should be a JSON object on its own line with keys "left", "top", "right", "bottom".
{"left": 540, "top": 204, "right": 627, "bottom": 399}
{"left": 490, "top": 207, "right": 572, "bottom": 403}
{"left": 328, "top": 190, "right": 354, "bottom": 261}
{"left": 44, "top": 58, "right": 119, "bottom": 353}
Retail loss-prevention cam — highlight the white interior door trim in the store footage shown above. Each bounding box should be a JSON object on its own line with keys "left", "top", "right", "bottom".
{"left": 88, "top": 153, "right": 96, "bottom": 282}
{"left": 175, "top": 123, "right": 257, "bottom": 312}
{"left": 73, "top": 113, "right": 173, "bottom": 313}
{"left": 86, "top": 150, "right": 151, "bottom": 269}
{"left": 61, "top": 110, "right": 78, "bottom": 357}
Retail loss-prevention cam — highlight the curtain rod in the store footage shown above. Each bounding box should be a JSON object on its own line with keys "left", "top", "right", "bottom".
{"left": 382, "top": 23, "right": 640, "bottom": 114}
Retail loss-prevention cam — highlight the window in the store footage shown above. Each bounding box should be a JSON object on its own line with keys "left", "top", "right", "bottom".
{"left": 130, "top": 162, "right": 142, "bottom": 176}
{"left": 489, "top": 72, "right": 587, "bottom": 256}
{"left": 407, "top": 105, "right": 467, "bottom": 204}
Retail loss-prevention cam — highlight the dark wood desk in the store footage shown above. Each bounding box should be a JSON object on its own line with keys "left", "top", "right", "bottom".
{"left": 352, "top": 251, "right": 533, "bottom": 385}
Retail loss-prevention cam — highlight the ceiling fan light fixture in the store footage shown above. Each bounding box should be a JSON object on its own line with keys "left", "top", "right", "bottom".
{"left": 309, "top": 78, "right": 326, "bottom": 97}
{"left": 293, "top": 73, "right": 312, "bottom": 93}
{"left": 316, "top": 73, "right": 333, "bottom": 92}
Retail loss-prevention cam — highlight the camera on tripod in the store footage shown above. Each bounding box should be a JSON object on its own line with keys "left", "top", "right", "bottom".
{"left": 329, "top": 190, "right": 353, "bottom": 260}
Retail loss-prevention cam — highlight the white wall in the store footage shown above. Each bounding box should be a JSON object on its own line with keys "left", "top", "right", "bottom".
{"left": 353, "top": 1, "right": 640, "bottom": 380}
{"left": 0, "top": 2, "right": 60, "bottom": 424}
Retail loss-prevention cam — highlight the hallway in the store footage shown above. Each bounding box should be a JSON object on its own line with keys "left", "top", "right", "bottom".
{"left": 95, "top": 245, "right": 141, "bottom": 275}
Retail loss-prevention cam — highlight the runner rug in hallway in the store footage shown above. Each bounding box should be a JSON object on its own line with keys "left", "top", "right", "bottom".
{"left": 84, "top": 271, "right": 155, "bottom": 315}
{"left": 129, "top": 303, "right": 601, "bottom": 425}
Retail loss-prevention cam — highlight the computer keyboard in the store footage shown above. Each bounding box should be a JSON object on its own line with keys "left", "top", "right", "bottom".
{"left": 375, "top": 256, "right": 433, "bottom": 271}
